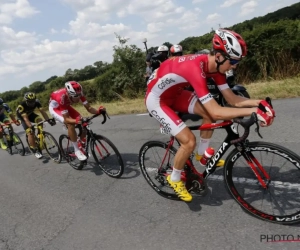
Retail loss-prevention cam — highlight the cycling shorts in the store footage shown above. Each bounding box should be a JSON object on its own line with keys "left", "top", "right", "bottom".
{"left": 49, "top": 105, "right": 80, "bottom": 124}
{"left": 145, "top": 90, "right": 198, "bottom": 136}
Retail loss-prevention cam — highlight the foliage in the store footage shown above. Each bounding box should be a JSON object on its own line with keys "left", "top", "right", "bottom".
{"left": 0, "top": 2, "right": 299, "bottom": 109}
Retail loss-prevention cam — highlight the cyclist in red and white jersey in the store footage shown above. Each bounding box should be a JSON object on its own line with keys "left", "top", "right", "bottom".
{"left": 49, "top": 81, "right": 105, "bottom": 161}
{"left": 145, "top": 29, "right": 275, "bottom": 202}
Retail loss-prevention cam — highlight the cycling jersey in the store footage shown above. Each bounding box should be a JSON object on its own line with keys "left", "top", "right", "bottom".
{"left": 49, "top": 88, "right": 87, "bottom": 123}
{"left": 145, "top": 54, "right": 228, "bottom": 136}
{"left": 146, "top": 54, "right": 228, "bottom": 104}
{"left": 16, "top": 100, "right": 42, "bottom": 117}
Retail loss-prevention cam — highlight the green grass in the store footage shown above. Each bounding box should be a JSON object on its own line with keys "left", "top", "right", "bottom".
{"left": 71, "top": 77, "right": 300, "bottom": 116}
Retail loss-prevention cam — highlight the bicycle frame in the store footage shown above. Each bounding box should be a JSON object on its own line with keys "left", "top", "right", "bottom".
{"left": 162, "top": 118, "right": 271, "bottom": 189}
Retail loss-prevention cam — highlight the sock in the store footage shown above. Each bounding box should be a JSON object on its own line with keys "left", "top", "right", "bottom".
{"left": 170, "top": 167, "right": 182, "bottom": 182}
{"left": 71, "top": 141, "right": 79, "bottom": 151}
{"left": 198, "top": 137, "right": 210, "bottom": 156}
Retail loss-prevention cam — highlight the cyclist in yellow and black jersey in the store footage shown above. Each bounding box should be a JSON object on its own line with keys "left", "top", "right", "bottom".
{"left": 16, "top": 92, "right": 55, "bottom": 159}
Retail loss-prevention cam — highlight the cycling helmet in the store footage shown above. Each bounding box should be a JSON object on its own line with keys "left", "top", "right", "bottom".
{"left": 65, "top": 81, "right": 83, "bottom": 97}
{"left": 213, "top": 29, "right": 247, "bottom": 58}
{"left": 0, "top": 98, "right": 3, "bottom": 105}
{"left": 170, "top": 44, "right": 183, "bottom": 56}
{"left": 157, "top": 45, "right": 169, "bottom": 52}
{"left": 24, "top": 92, "right": 36, "bottom": 101}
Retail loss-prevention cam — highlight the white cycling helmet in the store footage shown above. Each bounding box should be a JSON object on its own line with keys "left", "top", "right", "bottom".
{"left": 170, "top": 44, "right": 182, "bottom": 54}
{"left": 157, "top": 45, "right": 169, "bottom": 52}
{"left": 65, "top": 81, "right": 83, "bottom": 97}
{"left": 213, "top": 29, "right": 247, "bottom": 58}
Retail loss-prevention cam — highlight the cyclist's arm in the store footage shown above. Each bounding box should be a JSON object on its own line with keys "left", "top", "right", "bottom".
{"left": 9, "top": 113, "right": 17, "bottom": 122}
{"left": 62, "top": 112, "right": 77, "bottom": 124}
{"left": 221, "top": 88, "right": 260, "bottom": 108}
{"left": 39, "top": 108, "right": 50, "bottom": 120}
{"left": 83, "top": 102, "right": 98, "bottom": 115}
{"left": 22, "top": 114, "right": 33, "bottom": 128}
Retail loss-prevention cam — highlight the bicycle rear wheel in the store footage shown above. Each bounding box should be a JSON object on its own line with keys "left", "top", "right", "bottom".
{"left": 139, "top": 141, "right": 179, "bottom": 200}
{"left": 90, "top": 134, "right": 124, "bottom": 178}
{"left": 224, "top": 141, "right": 300, "bottom": 224}
{"left": 43, "top": 131, "right": 62, "bottom": 163}
{"left": 59, "top": 134, "right": 85, "bottom": 170}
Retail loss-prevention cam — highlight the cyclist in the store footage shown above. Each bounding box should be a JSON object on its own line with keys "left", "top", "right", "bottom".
{"left": 146, "top": 45, "right": 169, "bottom": 72}
{"left": 145, "top": 29, "right": 275, "bottom": 202}
{"left": 170, "top": 44, "right": 183, "bottom": 57}
{"left": 0, "top": 98, "right": 20, "bottom": 149}
{"left": 49, "top": 81, "right": 105, "bottom": 161}
{"left": 16, "top": 92, "right": 55, "bottom": 159}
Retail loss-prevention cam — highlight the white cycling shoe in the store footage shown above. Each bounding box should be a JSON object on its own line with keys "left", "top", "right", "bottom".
{"left": 34, "top": 152, "right": 43, "bottom": 159}
{"left": 75, "top": 150, "right": 87, "bottom": 161}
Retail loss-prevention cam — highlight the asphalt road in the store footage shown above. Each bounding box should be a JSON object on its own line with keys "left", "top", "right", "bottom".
{"left": 0, "top": 98, "right": 299, "bottom": 250}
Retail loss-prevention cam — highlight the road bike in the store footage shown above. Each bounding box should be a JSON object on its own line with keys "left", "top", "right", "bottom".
{"left": 59, "top": 111, "right": 124, "bottom": 177}
{"left": 0, "top": 121, "right": 25, "bottom": 155}
{"left": 139, "top": 111, "right": 300, "bottom": 224}
{"left": 26, "top": 118, "right": 62, "bottom": 163}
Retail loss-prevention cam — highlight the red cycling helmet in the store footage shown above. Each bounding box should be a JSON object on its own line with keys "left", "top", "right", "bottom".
{"left": 213, "top": 29, "right": 247, "bottom": 58}
{"left": 65, "top": 81, "right": 83, "bottom": 97}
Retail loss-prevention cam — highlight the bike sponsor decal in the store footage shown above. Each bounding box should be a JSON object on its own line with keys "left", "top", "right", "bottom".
{"left": 206, "top": 142, "right": 229, "bottom": 172}
{"left": 251, "top": 147, "right": 300, "bottom": 169}
{"left": 150, "top": 110, "right": 172, "bottom": 134}
{"left": 157, "top": 78, "right": 175, "bottom": 90}
{"left": 275, "top": 213, "right": 300, "bottom": 222}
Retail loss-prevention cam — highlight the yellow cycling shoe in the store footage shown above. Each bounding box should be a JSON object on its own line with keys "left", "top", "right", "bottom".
{"left": 195, "top": 152, "right": 225, "bottom": 167}
{"left": 166, "top": 175, "right": 192, "bottom": 202}
{"left": 13, "top": 135, "right": 19, "bottom": 143}
{"left": 0, "top": 142, "right": 7, "bottom": 150}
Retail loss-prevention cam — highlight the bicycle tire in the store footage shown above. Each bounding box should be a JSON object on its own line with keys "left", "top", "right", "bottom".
{"left": 224, "top": 141, "right": 300, "bottom": 225}
{"left": 12, "top": 132, "right": 25, "bottom": 156}
{"left": 59, "top": 134, "right": 85, "bottom": 170}
{"left": 90, "top": 134, "right": 124, "bottom": 178}
{"left": 43, "top": 131, "right": 62, "bottom": 163}
{"left": 139, "top": 140, "right": 179, "bottom": 200}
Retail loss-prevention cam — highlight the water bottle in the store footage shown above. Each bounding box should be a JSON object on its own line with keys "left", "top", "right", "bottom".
{"left": 199, "top": 147, "right": 215, "bottom": 167}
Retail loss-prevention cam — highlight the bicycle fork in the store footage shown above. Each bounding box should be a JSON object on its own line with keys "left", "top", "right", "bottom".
{"left": 242, "top": 151, "right": 271, "bottom": 189}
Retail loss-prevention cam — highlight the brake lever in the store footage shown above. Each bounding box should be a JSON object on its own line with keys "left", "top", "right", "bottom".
{"left": 254, "top": 120, "right": 263, "bottom": 139}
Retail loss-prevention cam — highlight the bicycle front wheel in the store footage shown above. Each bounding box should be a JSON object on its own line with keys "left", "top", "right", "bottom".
{"left": 43, "top": 131, "right": 62, "bottom": 163}
{"left": 139, "top": 141, "right": 179, "bottom": 200}
{"left": 224, "top": 141, "right": 300, "bottom": 224}
{"left": 90, "top": 135, "right": 124, "bottom": 178}
{"left": 12, "top": 133, "right": 25, "bottom": 156}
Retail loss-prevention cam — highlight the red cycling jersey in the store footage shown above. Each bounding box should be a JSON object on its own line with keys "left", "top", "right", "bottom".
{"left": 49, "top": 88, "right": 87, "bottom": 114}
{"left": 146, "top": 54, "right": 228, "bottom": 104}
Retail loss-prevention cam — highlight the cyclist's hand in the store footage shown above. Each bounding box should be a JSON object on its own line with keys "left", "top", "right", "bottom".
{"left": 98, "top": 106, "right": 106, "bottom": 114}
{"left": 256, "top": 100, "right": 275, "bottom": 127}
{"left": 48, "top": 118, "right": 56, "bottom": 126}
{"left": 75, "top": 116, "right": 83, "bottom": 124}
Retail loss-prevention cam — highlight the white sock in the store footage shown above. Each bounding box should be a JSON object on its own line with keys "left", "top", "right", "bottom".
{"left": 198, "top": 137, "right": 210, "bottom": 155}
{"left": 170, "top": 167, "right": 182, "bottom": 182}
{"left": 71, "top": 141, "right": 79, "bottom": 151}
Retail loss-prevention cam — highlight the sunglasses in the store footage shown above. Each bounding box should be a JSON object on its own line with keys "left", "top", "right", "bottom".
{"left": 225, "top": 56, "right": 240, "bottom": 65}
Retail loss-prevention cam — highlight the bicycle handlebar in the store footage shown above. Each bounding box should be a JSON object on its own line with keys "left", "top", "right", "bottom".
{"left": 230, "top": 112, "right": 262, "bottom": 144}
{"left": 82, "top": 110, "right": 110, "bottom": 126}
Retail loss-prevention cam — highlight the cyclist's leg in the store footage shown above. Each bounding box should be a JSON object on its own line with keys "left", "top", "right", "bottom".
{"left": 68, "top": 107, "right": 87, "bottom": 142}
{"left": 146, "top": 92, "right": 194, "bottom": 202}
{"left": 0, "top": 114, "right": 8, "bottom": 149}
{"left": 173, "top": 91, "right": 224, "bottom": 166}
{"left": 27, "top": 113, "right": 42, "bottom": 158}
